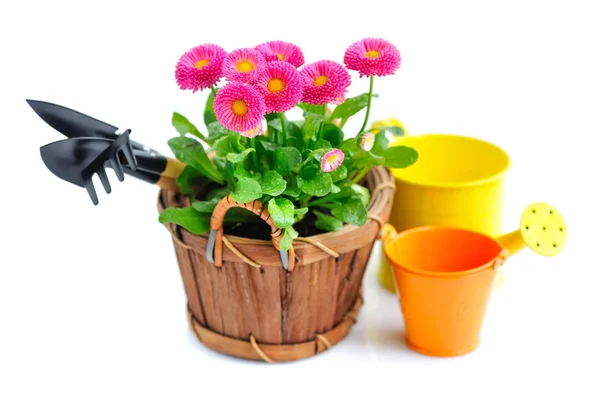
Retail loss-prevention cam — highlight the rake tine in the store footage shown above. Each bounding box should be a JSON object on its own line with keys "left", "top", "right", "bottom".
{"left": 109, "top": 156, "right": 125, "bottom": 181}
{"left": 83, "top": 179, "right": 99, "bottom": 205}
{"left": 96, "top": 167, "right": 112, "bottom": 194}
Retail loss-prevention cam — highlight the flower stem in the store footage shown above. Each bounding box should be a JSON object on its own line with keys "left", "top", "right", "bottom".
{"left": 250, "top": 138, "right": 259, "bottom": 171}
{"left": 279, "top": 112, "right": 288, "bottom": 146}
{"left": 317, "top": 104, "right": 327, "bottom": 142}
{"left": 358, "top": 76, "right": 375, "bottom": 134}
{"left": 210, "top": 85, "right": 217, "bottom": 97}
{"left": 351, "top": 167, "right": 370, "bottom": 184}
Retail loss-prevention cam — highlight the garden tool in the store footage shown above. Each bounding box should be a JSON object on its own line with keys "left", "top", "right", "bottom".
{"left": 40, "top": 137, "right": 180, "bottom": 205}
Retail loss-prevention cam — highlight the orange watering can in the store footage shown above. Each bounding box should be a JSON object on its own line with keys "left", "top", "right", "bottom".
{"left": 382, "top": 202, "right": 567, "bottom": 357}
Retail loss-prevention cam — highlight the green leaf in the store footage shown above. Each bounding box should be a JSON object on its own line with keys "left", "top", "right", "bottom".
{"left": 351, "top": 184, "right": 370, "bottom": 207}
{"left": 371, "top": 131, "right": 389, "bottom": 156}
{"left": 158, "top": 207, "right": 210, "bottom": 235}
{"left": 172, "top": 112, "right": 204, "bottom": 138}
{"left": 282, "top": 184, "right": 301, "bottom": 198}
{"left": 204, "top": 90, "right": 217, "bottom": 128}
{"left": 268, "top": 198, "right": 295, "bottom": 228}
{"left": 314, "top": 139, "right": 332, "bottom": 150}
{"left": 297, "top": 171, "right": 334, "bottom": 197}
{"left": 294, "top": 207, "right": 308, "bottom": 215}
{"left": 354, "top": 151, "right": 384, "bottom": 170}
{"left": 261, "top": 170, "right": 287, "bottom": 196}
{"left": 192, "top": 197, "right": 220, "bottom": 213}
{"left": 279, "top": 226, "right": 299, "bottom": 252}
{"left": 322, "top": 123, "right": 344, "bottom": 147}
{"left": 274, "top": 147, "right": 302, "bottom": 176}
{"left": 167, "top": 137, "right": 223, "bottom": 184}
{"left": 297, "top": 102, "right": 325, "bottom": 116}
{"left": 231, "top": 177, "right": 262, "bottom": 203}
{"left": 375, "top": 125, "right": 406, "bottom": 137}
{"left": 286, "top": 122, "right": 304, "bottom": 149}
{"left": 205, "top": 186, "right": 231, "bottom": 201}
{"left": 331, "top": 198, "right": 368, "bottom": 226}
{"left": 314, "top": 211, "right": 344, "bottom": 232}
{"left": 210, "top": 135, "right": 233, "bottom": 157}
{"left": 302, "top": 112, "right": 324, "bottom": 143}
{"left": 227, "top": 148, "right": 255, "bottom": 164}
{"left": 383, "top": 146, "right": 419, "bottom": 168}
{"left": 331, "top": 93, "right": 369, "bottom": 120}
{"left": 268, "top": 118, "right": 283, "bottom": 132}
{"left": 260, "top": 140, "right": 279, "bottom": 151}
{"left": 330, "top": 164, "right": 347, "bottom": 182}
{"left": 175, "top": 166, "right": 205, "bottom": 194}
{"left": 206, "top": 121, "right": 237, "bottom": 145}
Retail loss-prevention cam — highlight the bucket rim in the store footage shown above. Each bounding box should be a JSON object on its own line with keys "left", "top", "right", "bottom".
{"left": 388, "top": 133, "right": 510, "bottom": 189}
{"left": 384, "top": 226, "right": 504, "bottom": 278}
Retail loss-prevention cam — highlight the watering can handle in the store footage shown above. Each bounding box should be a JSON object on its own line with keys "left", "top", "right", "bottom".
{"left": 381, "top": 224, "right": 398, "bottom": 245}
{"left": 206, "top": 195, "right": 296, "bottom": 271}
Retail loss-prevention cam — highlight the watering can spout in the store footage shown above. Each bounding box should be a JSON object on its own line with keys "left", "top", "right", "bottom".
{"left": 495, "top": 202, "right": 567, "bottom": 258}
{"left": 495, "top": 229, "right": 527, "bottom": 258}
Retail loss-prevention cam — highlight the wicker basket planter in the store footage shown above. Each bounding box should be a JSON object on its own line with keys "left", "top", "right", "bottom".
{"left": 157, "top": 166, "right": 395, "bottom": 362}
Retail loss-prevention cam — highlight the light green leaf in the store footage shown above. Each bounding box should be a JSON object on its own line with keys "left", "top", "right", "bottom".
{"left": 330, "top": 164, "right": 347, "bottom": 182}
{"left": 279, "top": 226, "right": 299, "bottom": 252}
{"left": 302, "top": 112, "right": 324, "bottom": 143}
{"left": 351, "top": 184, "right": 370, "bottom": 207}
{"left": 206, "top": 121, "right": 237, "bottom": 145}
{"left": 314, "top": 211, "right": 344, "bottom": 232}
{"left": 331, "top": 93, "right": 369, "bottom": 120}
{"left": 227, "top": 148, "right": 255, "bottom": 164}
{"left": 167, "top": 136, "right": 223, "bottom": 184}
{"left": 331, "top": 198, "right": 368, "bottom": 226}
{"left": 231, "top": 178, "right": 263, "bottom": 203}
{"left": 192, "top": 197, "right": 220, "bottom": 213}
{"left": 297, "top": 171, "right": 334, "bottom": 197}
{"left": 371, "top": 131, "right": 389, "bottom": 156}
{"left": 354, "top": 150, "right": 384, "bottom": 170}
{"left": 274, "top": 147, "right": 302, "bottom": 176}
{"left": 383, "top": 146, "right": 419, "bottom": 168}
{"left": 172, "top": 112, "right": 205, "bottom": 140}
{"left": 158, "top": 207, "right": 210, "bottom": 235}
{"left": 294, "top": 207, "right": 308, "bottom": 215}
{"left": 268, "top": 198, "right": 295, "bottom": 228}
{"left": 375, "top": 125, "right": 406, "bottom": 137}
{"left": 261, "top": 170, "right": 287, "bottom": 196}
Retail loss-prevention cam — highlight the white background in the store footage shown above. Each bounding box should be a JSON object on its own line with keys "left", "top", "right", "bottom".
{"left": 1, "top": 0, "right": 599, "bottom": 397}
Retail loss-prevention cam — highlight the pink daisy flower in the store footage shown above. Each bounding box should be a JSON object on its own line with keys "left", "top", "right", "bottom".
{"left": 255, "top": 40, "right": 305, "bottom": 68}
{"left": 299, "top": 60, "right": 351, "bottom": 105}
{"left": 253, "top": 61, "right": 303, "bottom": 113}
{"left": 213, "top": 82, "right": 266, "bottom": 133}
{"left": 360, "top": 133, "right": 375, "bottom": 151}
{"left": 222, "top": 48, "right": 266, "bottom": 83}
{"left": 344, "top": 38, "right": 401, "bottom": 78}
{"left": 321, "top": 149, "right": 344, "bottom": 173}
{"left": 175, "top": 44, "right": 227, "bottom": 92}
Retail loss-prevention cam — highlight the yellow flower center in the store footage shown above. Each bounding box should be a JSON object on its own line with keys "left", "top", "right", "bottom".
{"left": 194, "top": 59, "right": 209, "bottom": 69}
{"left": 267, "top": 78, "right": 286, "bottom": 93}
{"left": 314, "top": 75, "right": 328, "bottom": 86}
{"left": 365, "top": 50, "right": 381, "bottom": 59}
{"left": 231, "top": 100, "right": 249, "bottom": 117}
{"left": 326, "top": 154, "right": 337, "bottom": 163}
{"left": 236, "top": 60, "right": 255, "bottom": 72}
{"left": 277, "top": 53, "right": 285, "bottom": 61}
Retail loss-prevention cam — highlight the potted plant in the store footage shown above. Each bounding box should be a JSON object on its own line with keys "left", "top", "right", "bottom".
{"left": 158, "top": 38, "right": 418, "bottom": 362}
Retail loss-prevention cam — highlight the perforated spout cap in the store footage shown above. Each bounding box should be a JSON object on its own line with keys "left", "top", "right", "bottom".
{"left": 520, "top": 202, "right": 567, "bottom": 256}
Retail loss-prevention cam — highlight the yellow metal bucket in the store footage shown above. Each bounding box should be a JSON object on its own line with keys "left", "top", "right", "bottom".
{"left": 378, "top": 132, "right": 511, "bottom": 293}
